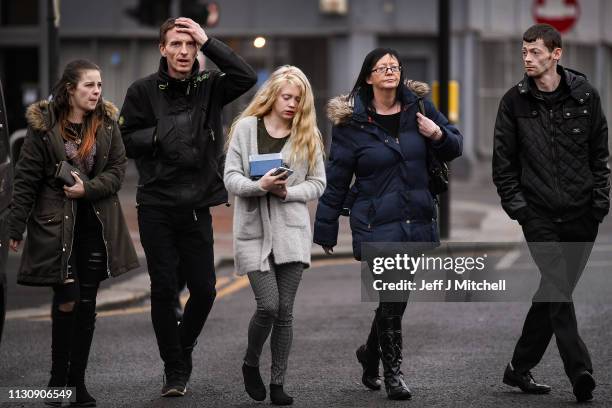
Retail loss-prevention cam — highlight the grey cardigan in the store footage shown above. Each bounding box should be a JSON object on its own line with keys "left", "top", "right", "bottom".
{"left": 224, "top": 116, "right": 326, "bottom": 275}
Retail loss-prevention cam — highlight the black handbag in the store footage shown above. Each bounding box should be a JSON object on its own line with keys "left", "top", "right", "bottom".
{"left": 55, "top": 161, "right": 89, "bottom": 187}
{"left": 418, "top": 98, "right": 449, "bottom": 195}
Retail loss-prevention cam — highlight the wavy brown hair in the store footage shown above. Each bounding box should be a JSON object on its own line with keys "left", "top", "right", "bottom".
{"left": 51, "top": 59, "right": 104, "bottom": 161}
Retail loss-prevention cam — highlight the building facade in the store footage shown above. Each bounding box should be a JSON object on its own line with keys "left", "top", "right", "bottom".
{"left": 1, "top": 0, "right": 611, "bottom": 170}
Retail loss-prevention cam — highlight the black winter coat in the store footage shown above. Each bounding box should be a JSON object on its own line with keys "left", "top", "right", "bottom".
{"left": 119, "top": 37, "right": 257, "bottom": 208}
{"left": 493, "top": 66, "right": 610, "bottom": 223}
{"left": 8, "top": 100, "right": 139, "bottom": 286}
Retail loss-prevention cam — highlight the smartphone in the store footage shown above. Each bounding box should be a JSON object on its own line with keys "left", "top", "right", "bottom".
{"left": 271, "top": 166, "right": 294, "bottom": 179}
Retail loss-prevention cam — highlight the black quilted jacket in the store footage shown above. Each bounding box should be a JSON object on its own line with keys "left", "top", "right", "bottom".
{"left": 493, "top": 66, "right": 610, "bottom": 223}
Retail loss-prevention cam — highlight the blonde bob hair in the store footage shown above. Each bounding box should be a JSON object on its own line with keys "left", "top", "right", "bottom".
{"left": 227, "top": 65, "right": 324, "bottom": 171}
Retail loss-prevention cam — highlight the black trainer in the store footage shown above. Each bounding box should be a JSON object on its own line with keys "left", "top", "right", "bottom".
{"left": 161, "top": 366, "right": 186, "bottom": 397}
{"left": 503, "top": 363, "right": 551, "bottom": 394}
{"left": 572, "top": 371, "right": 595, "bottom": 402}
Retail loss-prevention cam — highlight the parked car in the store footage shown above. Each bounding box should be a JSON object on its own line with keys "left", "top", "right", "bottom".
{"left": 0, "top": 79, "right": 14, "bottom": 345}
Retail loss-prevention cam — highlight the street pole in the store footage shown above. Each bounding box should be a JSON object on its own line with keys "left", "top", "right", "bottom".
{"left": 438, "top": 0, "right": 450, "bottom": 239}
{"left": 47, "top": 0, "right": 60, "bottom": 94}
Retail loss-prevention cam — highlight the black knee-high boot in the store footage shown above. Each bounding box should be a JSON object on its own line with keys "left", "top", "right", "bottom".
{"left": 356, "top": 313, "right": 382, "bottom": 390}
{"left": 377, "top": 316, "right": 411, "bottom": 400}
{"left": 46, "top": 308, "right": 76, "bottom": 406}
{"left": 67, "top": 300, "right": 97, "bottom": 407}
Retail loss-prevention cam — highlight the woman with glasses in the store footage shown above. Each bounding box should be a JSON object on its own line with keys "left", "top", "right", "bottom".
{"left": 313, "top": 48, "right": 462, "bottom": 400}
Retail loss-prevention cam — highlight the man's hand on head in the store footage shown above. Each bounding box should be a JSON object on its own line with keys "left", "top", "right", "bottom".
{"left": 175, "top": 17, "right": 208, "bottom": 49}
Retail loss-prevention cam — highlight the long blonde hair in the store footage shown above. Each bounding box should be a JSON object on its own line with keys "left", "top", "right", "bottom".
{"left": 227, "top": 65, "right": 323, "bottom": 171}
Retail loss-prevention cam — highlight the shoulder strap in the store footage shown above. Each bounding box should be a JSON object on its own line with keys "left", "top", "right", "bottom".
{"left": 418, "top": 98, "right": 426, "bottom": 116}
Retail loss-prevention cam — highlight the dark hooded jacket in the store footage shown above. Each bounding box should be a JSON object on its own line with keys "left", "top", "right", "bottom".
{"left": 493, "top": 66, "right": 610, "bottom": 223}
{"left": 119, "top": 37, "right": 257, "bottom": 208}
{"left": 8, "top": 100, "right": 139, "bottom": 286}
{"left": 313, "top": 81, "right": 463, "bottom": 260}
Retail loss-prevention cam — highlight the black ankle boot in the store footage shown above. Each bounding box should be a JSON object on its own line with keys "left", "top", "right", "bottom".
{"left": 242, "top": 363, "right": 266, "bottom": 401}
{"left": 356, "top": 345, "right": 382, "bottom": 390}
{"left": 377, "top": 316, "right": 411, "bottom": 400}
{"left": 270, "top": 384, "right": 293, "bottom": 406}
{"left": 46, "top": 308, "right": 75, "bottom": 407}
{"left": 68, "top": 305, "right": 96, "bottom": 407}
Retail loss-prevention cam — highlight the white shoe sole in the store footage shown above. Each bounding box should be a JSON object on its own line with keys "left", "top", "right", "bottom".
{"left": 161, "top": 387, "right": 186, "bottom": 397}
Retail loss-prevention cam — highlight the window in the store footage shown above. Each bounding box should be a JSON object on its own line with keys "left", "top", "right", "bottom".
{"left": 477, "top": 40, "right": 523, "bottom": 157}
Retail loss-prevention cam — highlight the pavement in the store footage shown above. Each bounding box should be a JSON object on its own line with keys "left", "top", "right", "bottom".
{"left": 6, "top": 159, "right": 522, "bottom": 320}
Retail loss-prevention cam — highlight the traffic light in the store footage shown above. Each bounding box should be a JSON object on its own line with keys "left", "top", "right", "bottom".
{"left": 125, "top": 0, "right": 171, "bottom": 27}
{"left": 180, "top": 0, "right": 219, "bottom": 27}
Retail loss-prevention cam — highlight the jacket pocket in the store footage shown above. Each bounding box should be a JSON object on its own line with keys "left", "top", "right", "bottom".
{"left": 235, "top": 198, "right": 262, "bottom": 239}
{"left": 33, "top": 197, "right": 63, "bottom": 223}
{"left": 25, "top": 214, "right": 63, "bottom": 277}
{"left": 35, "top": 213, "right": 60, "bottom": 224}
{"left": 560, "top": 105, "right": 591, "bottom": 142}
{"left": 281, "top": 202, "right": 309, "bottom": 228}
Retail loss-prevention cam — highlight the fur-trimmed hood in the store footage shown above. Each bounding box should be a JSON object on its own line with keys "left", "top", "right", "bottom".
{"left": 25, "top": 99, "right": 119, "bottom": 132}
{"left": 327, "top": 79, "right": 430, "bottom": 125}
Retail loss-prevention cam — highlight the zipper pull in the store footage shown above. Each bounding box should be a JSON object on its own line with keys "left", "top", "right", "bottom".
{"left": 193, "top": 209, "right": 198, "bottom": 221}
{"left": 210, "top": 129, "right": 215, "bottom": 141}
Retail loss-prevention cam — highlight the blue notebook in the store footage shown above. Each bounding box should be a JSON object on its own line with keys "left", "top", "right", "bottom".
{"left": 249, "top": 153, "right": 283, "bottom": 180}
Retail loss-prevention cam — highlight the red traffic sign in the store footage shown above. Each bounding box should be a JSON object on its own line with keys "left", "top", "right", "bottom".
{"left": 533, "top": 0, "right": 580, "bottom": 33}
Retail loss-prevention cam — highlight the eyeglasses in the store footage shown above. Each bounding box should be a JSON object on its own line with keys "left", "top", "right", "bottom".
{"left": 371, "top": 65, "right": 402, "bottom": 74}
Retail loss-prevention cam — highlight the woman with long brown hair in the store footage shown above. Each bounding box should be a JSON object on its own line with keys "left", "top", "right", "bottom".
{"left": 8, "top": 59, "right": 138, "bottom": 406}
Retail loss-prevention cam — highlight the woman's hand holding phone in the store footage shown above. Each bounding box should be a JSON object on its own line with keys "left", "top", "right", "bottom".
{"left": 259, "top": 168, "right": 288, "bottom": 192}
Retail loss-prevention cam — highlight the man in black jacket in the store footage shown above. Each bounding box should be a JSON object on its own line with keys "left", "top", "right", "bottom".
{"left": 119, "top": 17, "right": 256, "bottom": 397}
{"left": 493, "top": 24, "right": 609, "bottom": 403}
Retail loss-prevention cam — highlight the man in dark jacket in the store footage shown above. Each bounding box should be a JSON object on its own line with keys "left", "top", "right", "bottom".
{"left": 493, "top": 24, "right": 609, "bottom": 403}
{"left": 119, "top": 17, "right": 256, "bottom": 397}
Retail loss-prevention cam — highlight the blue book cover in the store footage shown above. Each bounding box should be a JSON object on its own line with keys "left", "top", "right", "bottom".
{"left": 248, "top": 153, "right": 283, "bottom": 180}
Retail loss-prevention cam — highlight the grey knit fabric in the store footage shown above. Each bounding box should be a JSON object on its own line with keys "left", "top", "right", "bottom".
{"left": 223, "top": 115, "right": 326, "bottom": 275}
{"left": 244, "top": 260, "right": 303, "bottom": 385}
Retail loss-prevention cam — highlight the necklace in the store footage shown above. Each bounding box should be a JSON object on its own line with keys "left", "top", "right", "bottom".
{"left": 66, "top": 122, "right": 83, "bottom": 145}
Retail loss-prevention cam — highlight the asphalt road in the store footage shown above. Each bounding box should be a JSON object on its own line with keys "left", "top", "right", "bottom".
{"left": 3, "top": 160, "right": 612, "bottom": 406}
{"left": 1, "top": 255, "right": 611, "bottom": 407}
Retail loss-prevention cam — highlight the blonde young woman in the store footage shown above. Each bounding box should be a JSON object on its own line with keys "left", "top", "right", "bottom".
{"left": 224, "top": 66, "right": 326, "bottom": 405}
